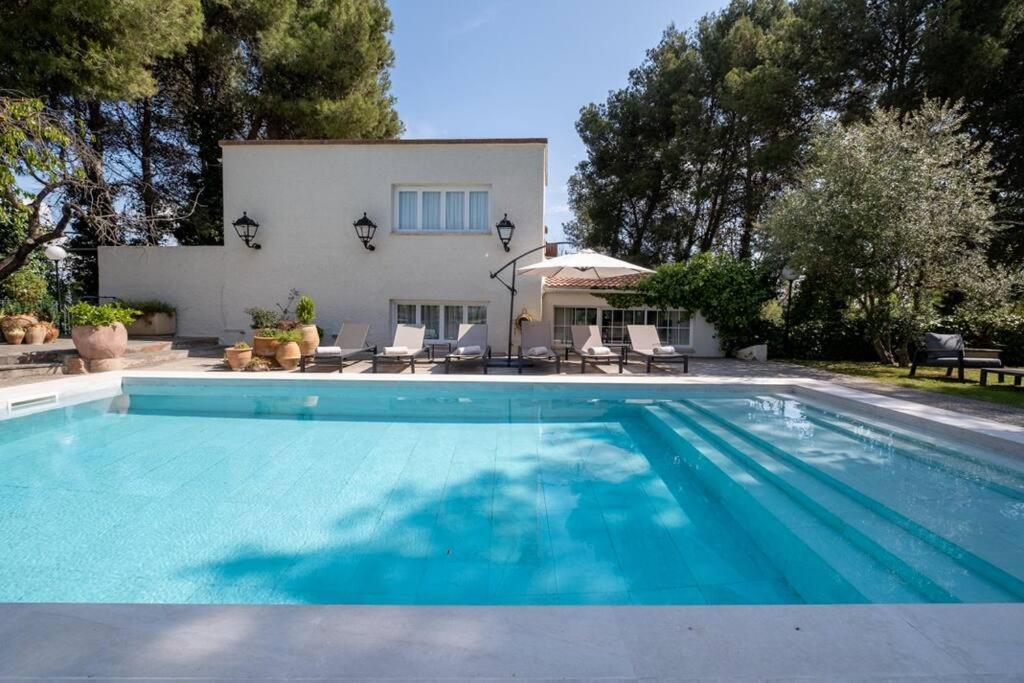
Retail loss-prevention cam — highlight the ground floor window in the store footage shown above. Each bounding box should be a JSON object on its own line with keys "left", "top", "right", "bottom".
{"left": 392, "top": 301, "right": 487, "bottom": 342}
{"left": 552, "top": 306, "right": 691, "bottom": 346}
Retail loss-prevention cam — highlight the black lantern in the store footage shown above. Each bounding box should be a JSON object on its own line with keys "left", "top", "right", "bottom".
{"left": 353, "top": 212, "right": 377, "bottom": 251}
{"left": 232, "top": 212, "right": 261, "bottom": 249}
{"left": 495, "top": 213, "right": 515, "bottom": 252}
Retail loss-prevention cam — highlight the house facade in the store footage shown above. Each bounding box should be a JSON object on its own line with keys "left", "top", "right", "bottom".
{"left": 98, "top": 138, "right": 722, "bottom": 356}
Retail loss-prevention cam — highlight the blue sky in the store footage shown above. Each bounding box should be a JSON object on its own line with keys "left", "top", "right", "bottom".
{"left": 388, "top": 0, "right": 720, "bottom": 242}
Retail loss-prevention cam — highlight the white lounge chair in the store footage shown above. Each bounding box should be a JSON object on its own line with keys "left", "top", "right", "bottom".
{"left": 625, "top": 324, "right": 689, "bottom": 374}
{"left": 517, "top": 321, "right": 561, "bottom": 374}
{"left": 571, "top": 325, "right": 622, "bottom": 374}
{"left": 444, "top": 324, "right": 491, "bottom": 373}
{"left": 301, "top": 322, "right": 375, "bottom": 373}
{"left": 372, "top": 324, "right": 429, "bottom": 373}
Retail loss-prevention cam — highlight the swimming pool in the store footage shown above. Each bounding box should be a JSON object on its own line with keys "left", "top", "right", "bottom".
{"left": 1, "top": 377, "right": 1022, "bottom": 605}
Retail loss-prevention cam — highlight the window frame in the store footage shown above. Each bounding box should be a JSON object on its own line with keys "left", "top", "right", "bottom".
{"left": 393, "top": 186, "right": 492, "bottom": 234}
{"left": 391, "top": 301, "right": 489, "bottom": 342}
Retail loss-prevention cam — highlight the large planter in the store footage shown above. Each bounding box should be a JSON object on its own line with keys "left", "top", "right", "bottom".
{"left": 298, "top": 324, "right": 320, "bottom": 357}
{"left": 275, "top": 341, "right": 301, "bottom": 370}
{"left": 252, "top": 335, "right": 279, "bottom": 358}
{"left": 127, "top": 312, "right": 176, "bottom": 336}
{"left": 225, "top": 347, "right": 253, "bottom": 371}
{"left": 5, "top": 328, "right": 25, "bottom": 345}
{"left": 72, "top": 323, "right": 129, "bottom": 361}
{"left": 23, "top": 325, "right": 47, "bottom": 345}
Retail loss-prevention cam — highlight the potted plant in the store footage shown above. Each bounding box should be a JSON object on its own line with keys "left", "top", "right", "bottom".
{"left": 295, "top": 295, "right": 319, "bottom": 356}
{"left": 123, "top": 300, "right": 177, "bottom": 336}
{"left": 246, "top": 307, "right": 281, "bottom": 357}
{"left": 224, "top": 341, "right": 253, "bottom": 371}
{"left": 274, "top": 329, "right": 302, "bottom": 370}
{"left": 2, "top": 313, "right": 37, "bottom": 343}
{"left": 69, "top": 302, "right": 141, "bottom": 372}
{"left": 23, "top": 322, "right": 47, "bottom": 345}
{"left": 5, "top": 324, "right": 25, "bottom": 345}
{"left": 43, "top": 321, "right": 59, "bottom": 343}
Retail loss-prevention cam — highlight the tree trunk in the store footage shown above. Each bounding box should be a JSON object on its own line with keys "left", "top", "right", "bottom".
{"left": 139, "top": 98, "right": 158, "bottom": 228}
{"left": 871, "top": 337, "right": 899, "bottom": 365}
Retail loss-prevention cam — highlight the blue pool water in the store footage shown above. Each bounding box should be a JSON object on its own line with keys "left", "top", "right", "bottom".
{"left": 1, "top": 379, "right": 1022, "bottom": 605}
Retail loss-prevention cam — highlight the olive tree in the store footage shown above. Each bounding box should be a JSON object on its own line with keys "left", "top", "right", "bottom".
{"left": 764, "top": 101, "right": 1008, "bottom": 365}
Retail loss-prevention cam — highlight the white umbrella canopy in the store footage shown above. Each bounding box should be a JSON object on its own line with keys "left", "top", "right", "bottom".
{"left": 516, "top": 249, "right": 654, "bottom": 280}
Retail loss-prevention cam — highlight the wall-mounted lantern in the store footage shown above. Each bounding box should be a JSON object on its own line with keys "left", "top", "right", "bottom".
{"left": 495, "top": 213, "right": 515, "bottom": 252}
{"left": 232, "top": 212, "right": 261, "bottom": 250}
{"left": 353, "top": 212, "right": 377, "bottom": 251}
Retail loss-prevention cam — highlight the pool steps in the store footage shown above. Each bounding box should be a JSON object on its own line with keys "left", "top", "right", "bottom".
{"left": 653, "top": 400, "right": 1022, "bottom": 603}
{"left": 641, "top": 404, "right": 919, "bottom": 603}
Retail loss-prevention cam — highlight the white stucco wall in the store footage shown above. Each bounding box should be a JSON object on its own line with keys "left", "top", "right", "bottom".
{"left": 541, "top": 289, "right": 723, "bottom": 357}
{"left": 99, "top": 140, "right": 547, "bottom": 349}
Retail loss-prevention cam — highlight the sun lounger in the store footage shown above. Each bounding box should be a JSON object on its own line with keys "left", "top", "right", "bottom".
{"left": 517, "top": 321, "right": 561, "bottom": 374}
{"left": 444, "top": 324, "right": 491, "bottom": 373}
{"left": 372, "top": 324, "right": 429, "bottom": 373}
{"left": 571, "top": 325, "right": 623, "bottom": 374}
{"left": 625, "top": 324, "right": 689, "bottom": 374}
{"left": 300, "top": 322, "right": 375, "bottom": 372}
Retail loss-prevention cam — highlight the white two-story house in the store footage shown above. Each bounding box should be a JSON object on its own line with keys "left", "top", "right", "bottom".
{"left": 98, "top": 138, "right": 722, "bottom": 356}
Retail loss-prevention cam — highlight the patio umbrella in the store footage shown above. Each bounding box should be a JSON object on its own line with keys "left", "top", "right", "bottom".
{"left": 516, "top": 249, "right": 654, "bottom": 279}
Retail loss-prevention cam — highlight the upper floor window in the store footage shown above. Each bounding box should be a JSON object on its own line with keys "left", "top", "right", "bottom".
{"left": 394, "top": 187, "right": 490, "bottom": 232}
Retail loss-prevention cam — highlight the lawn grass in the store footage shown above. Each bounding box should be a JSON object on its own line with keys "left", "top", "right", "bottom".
{"left": 789, "top": 360, "right": 1024, "bottom": 410}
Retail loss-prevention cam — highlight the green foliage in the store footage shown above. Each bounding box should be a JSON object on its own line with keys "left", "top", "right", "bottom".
{"left": 764, "top": 101, "right": 1003, "bottom": 364}
{"left": 272, "top": 328, "right": 302, "bottom": 343}
{"left": 0, "top": 0, "right": 202, "bottom": 100}
{"left": 68, "top": 301, "right": 141, "bottom": 327}
{"left": 232, "top": 341, "right": 250, "bottom": 350}
{"left": 605, "top": 253, "right": 775, "bottom": 353}
{"left": 120, "top": 299, "right": 176, "bottom": 316}
{"left": 0, "top": 266, "right": 49, "bottom": 314}
{"left": 255, "top": 328, "right": 278, "bottom": 338}
{"left": 295, "top": 295, "right": 315, "bottom": 325}
{"left": 246, "top": 307, "right": 281, "bottom": 330}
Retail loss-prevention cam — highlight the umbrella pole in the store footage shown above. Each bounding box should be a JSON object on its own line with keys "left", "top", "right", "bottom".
{"left": 489, "top": 241, "right": 572, "bottom": 367}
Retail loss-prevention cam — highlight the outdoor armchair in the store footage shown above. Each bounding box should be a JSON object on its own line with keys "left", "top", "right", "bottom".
{"left": 908, "top": 332, "right": 1002, "bottom": 382}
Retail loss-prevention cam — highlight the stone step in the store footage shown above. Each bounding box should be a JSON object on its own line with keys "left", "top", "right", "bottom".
{"left": 0, "top": 337, "right": 219, "bottom": 367}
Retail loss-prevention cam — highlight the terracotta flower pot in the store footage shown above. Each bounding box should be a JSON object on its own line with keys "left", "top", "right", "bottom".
{"left": 23, "top": 325, "right": 47, "bottom": 345}
{"left": 127, "top": 312, "right": 176, "bottom": 336}
{"left": 275, "top": 341, "right": 301, "bottom": 370}
{"left": 43, "top": 322, "right": 59, "bottom": 343}
{"left": 71, "top": 323, "right": 129, "bottom": 361}
{"left": 252, "top": 335, "right": 279, "bottom": 357}
{"left": 5, "top": 328, "right": 25, "bottom": 345}
{"left": 2, "top": 314, "right": 37, "bottom": 337}
{"left": 225, "top": 347, "right": 253, "bottom": 371}
{"left": 298, "top": 324, "right": 319, "bottom": 356}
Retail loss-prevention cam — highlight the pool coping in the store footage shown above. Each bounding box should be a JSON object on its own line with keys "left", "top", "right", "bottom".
{"left": 2, "top": 371, "right": 1023, "bottom": 679}
{"left": 0, "top": 602, "right": 1022, "bottom": 679}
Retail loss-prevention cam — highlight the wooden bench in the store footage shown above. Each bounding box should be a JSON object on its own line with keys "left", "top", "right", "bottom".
{"left": 980, "top": 367, "right": 1024, "bottom": 387}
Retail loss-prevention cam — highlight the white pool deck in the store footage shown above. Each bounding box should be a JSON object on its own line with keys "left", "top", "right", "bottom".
{"left": 2, "top": 371, "right": 1023, "bottom": 681}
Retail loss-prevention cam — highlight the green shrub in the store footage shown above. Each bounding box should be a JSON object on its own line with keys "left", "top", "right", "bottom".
{"left": 232, "top": 341, "right": 251, "bottom": 350}
{"left": 120, "top": 299, "right": 176, "bottom": 316}
{"left": 255, "top": 327, "right": 278, "bottom": 337}
{"left": 295, "top": 295, "right": 315, "bottom": 325}
{"left": 245, "top": 306, "right": 281, "bottom": 330}
{"left": 0, "top": 267, "right": 49, "bottom": 314}
{"left": 69, "top": 302, "right": 141, "bottom": 328}
{"left": 273, "top": 329, "right": 302, "bottom": 343}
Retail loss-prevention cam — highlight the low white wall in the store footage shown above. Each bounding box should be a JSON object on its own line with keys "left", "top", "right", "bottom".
{"left": 541, "top": 290, "right": 723, "bottom": 357}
